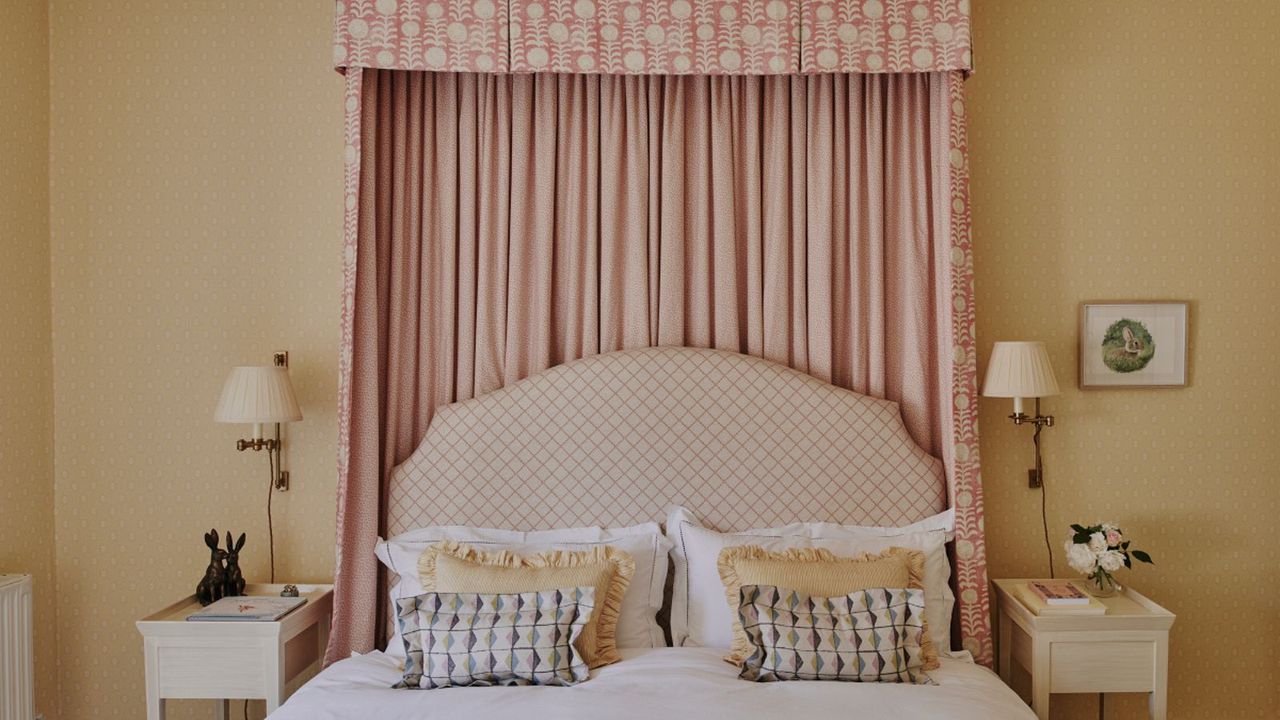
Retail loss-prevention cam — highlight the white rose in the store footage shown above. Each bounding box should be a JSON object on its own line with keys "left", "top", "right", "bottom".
{"left": 1088, "top": 532, "right": 1108, "bottom": 553}
{"left": 1098, "top": 550, "right": 1125, "bottom": 572}
{"left": 1065, "top": 541, "right": 1097, "bottom": 574}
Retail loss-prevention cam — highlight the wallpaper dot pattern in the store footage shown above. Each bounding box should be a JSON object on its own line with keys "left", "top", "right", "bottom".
{"left": 969, "top": 2, "right": 1280, "bottom": 718}
{"left": 11, "top": 0, "right": 1279, "bottom": 718}
{"left": 0, "top": 3, "right": 57, "bottom": 719}
{"left": 48, "top": 2, "right": 343, "bottom": 719}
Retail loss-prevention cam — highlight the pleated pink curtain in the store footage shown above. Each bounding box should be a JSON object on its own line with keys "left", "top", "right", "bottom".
{"left": 331, "top": 69, "right": 973, "bottom": 661}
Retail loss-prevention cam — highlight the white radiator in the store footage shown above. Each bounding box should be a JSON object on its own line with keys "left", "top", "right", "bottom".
{"left": 0, "top": 575, "right": 33, "bottom": 720}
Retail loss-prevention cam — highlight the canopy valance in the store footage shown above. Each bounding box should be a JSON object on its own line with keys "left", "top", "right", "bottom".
{"left": 333, "top": 0, "right": 972, "bottom": 75}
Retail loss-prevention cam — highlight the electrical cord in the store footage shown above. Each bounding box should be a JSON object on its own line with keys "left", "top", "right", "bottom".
{"left": 1040, "top": 473, "right": 1055, "bottom": 579}
{"left": 266, "top": 448, "right": 276, "bottom": 584}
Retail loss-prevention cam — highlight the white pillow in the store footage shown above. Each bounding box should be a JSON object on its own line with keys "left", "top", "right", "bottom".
{"left": 375, "top": 522, "right": 672, "bottom": 657}
{"left": 665, "top": 507, "right": 955, "bottom": 654}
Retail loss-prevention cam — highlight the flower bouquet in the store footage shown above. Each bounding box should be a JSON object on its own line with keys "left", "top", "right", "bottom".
{"left": 1064, "top": 522, "right": 1153, "bottom": 597}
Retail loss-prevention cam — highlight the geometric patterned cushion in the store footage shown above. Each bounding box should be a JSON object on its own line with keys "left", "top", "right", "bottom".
{"left": 393, "top": 588, "right": 594, "bottom": 689}
{"left": 737, "top": 585, "right": 934, "bottom": 685}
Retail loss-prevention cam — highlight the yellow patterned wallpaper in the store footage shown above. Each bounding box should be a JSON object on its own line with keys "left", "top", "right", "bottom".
{"left": 970, "top": 2, "right": 1279, "bottom": 718}
{"left": 23, "top": 1, "right": 1277, "bottom": 718}
{"left": 0, "top": 3, "right": 57, "bottom": 718}
{"left": 47, "top": 2, "right": 343, "bottom": 718}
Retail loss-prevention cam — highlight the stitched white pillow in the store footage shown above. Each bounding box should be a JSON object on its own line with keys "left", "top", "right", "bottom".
{"left": 376, "top": 522, "right": 671, "bottom": 657}
{"left": 665, "top": 507, "right": 954, "bottom": 653}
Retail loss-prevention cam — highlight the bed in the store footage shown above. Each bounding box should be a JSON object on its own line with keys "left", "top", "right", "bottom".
{"left": 272, "top": 648, "right": 1032, "bottom": 719}
{"left": 280, "top": 347, "right": 1029, "bottom": 718}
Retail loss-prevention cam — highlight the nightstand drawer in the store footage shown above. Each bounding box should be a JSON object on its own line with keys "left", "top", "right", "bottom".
{"left": 157, "top": 644, "right": 267, "bottom": 697}
{"left": 1050, "top": 641, "right": 1155, "bottom": 693}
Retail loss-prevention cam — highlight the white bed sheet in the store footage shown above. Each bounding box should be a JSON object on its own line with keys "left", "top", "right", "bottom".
{"left": 271, "top": 647, "right": 1034, "bottom": 719}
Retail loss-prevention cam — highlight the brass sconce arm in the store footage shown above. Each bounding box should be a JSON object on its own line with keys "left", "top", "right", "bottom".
{"left": 234, "top": 438, "right": 279, "bottom": 452}
{"left": 1008, "top": 397, "right": 1055, "bottom": 488}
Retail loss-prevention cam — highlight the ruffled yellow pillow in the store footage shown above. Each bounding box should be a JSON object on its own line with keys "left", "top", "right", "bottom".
{"left": 418, "top": 540, "right": 634, "bottom": 668}
{"left": 717, "top": 545, "right": 939, "bottom": 670}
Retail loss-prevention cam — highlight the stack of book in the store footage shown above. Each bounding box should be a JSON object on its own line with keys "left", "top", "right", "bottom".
{"left": 1015, "top": 580, "right": 1107, "bottom": 616}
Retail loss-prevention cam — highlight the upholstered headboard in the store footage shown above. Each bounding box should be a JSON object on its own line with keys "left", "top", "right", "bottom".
{"left": 386, "top": 347, "right": 945, "bottom": 536}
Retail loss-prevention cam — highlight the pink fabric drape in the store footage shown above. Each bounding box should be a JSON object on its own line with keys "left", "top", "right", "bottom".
{"left": 330, "top": 69, "right": 988, "bottom": 663}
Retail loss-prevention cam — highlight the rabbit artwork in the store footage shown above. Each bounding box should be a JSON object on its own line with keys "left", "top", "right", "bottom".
{"left": 223, "top": 531, "right": 247, "bottom": 598}
{"left": 1122, "top": 325, "right": 1145, "bottom": 355}
{"left": 195, "top": 529, "right": 228, "bottom": 606}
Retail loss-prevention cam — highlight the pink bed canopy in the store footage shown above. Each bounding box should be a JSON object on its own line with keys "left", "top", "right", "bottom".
{"left": 329, "top": 0, "right": 987, "bottom": 666}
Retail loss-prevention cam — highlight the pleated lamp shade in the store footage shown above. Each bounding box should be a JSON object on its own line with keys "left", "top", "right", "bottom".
{"left": 214, "top": 366, "right": 303, "bottom": 425}
{"left": 982, "top": 342, "right": 1060, "bottom": 399}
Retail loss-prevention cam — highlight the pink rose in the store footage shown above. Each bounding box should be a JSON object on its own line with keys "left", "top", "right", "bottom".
{"left": 1105, "top": 529, "right": 1123, "bottom": 547}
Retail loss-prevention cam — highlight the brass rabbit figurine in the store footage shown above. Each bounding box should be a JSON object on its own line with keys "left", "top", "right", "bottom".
{"left": 195, "top": 529, "right": 227, "bottom": 606}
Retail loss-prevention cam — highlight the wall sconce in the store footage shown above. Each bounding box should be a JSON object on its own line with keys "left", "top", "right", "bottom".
{"left": 214, "top": 352, "right": 302, "bottom": 492}
{"left": 214, "top": 352, "right": 301, "bottom": 583}
{"left": 981, "top": 341, "right": 1060, "bottom": 489}
{"left": 982, "top": 341, "right": 1061, "bottom": 577}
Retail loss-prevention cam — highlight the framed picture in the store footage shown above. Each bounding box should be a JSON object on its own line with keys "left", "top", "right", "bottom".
{"left": 1079, "top": 301, "right": 1189, "bottom": 389}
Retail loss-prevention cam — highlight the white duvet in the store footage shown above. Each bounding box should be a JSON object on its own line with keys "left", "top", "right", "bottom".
{"left": 270, "top": 648, "right": 1035, "bottom": 719}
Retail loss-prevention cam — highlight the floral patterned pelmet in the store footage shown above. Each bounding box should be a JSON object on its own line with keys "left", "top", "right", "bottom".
{"left": 333, "top": 0, "right": 972, "bottom": 75}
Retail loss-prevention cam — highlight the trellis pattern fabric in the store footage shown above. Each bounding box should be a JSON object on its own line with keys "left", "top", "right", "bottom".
{"left": 333, "top": 0, "right": 972, "bottom": 74}
{"left": 737, "top": 585, "right": 934, "bottom": 684}
{"left": 329, "top": 69, "right": 991, "bottom": 667}
{"left": 386, "top": 348, "right": 946, "bottom": 536}
{"left": 394, "top": 587, "right": 593, "bottom": 689}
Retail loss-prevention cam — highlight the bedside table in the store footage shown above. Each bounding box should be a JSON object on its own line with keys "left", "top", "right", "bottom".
{"left": 136, "top": 583, "right": 332, "bottom": 720}
{"left": 992, "top": 579, "right": 1174, "bottom": 720}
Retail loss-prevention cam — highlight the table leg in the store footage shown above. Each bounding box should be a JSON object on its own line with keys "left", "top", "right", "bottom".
{"left": 214, "top": 699, "right": 229, "bottom": 720}
{"left": 143, "top": 639, "right": 166, "bottom": 720}
{"left": 998, "top": 609, "right": 1013, "bottom": 685}
{"left": 1030, "top": 638, "right": 1050, "bottom": 720}
{"left": 1150, "top": 635, "right": 1169, "bottom": 719}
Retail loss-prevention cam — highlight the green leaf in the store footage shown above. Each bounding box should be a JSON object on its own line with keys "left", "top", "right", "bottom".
{"left": 1122, "top": 541, "right": 1130, "bottom": 549}
{"left": 1131, "top": 550, "right": 1153, "bottom": 564}
{"left": 1123, "top": 554, "right": 1132, "bottom": 569}
{"left": 1073, "top": 532, "right": 1092, "bottom": 544}
{"left": 1070, "top": 524, "right": 1089, "bottom": 534}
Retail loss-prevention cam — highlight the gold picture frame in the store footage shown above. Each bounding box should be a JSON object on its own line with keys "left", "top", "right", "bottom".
{"left": 1079, "top": 301, "right": 1190, "bottom": 389}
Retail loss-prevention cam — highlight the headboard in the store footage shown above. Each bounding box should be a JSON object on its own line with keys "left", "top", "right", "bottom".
{"left": 386, "top": 347, "right": 946, "bottom": 536}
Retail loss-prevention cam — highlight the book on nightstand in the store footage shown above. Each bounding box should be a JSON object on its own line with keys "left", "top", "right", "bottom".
{"left": 1015, "top": 581, "right": 1107, "bottom": 616}
{"left": 186, "top": 595, "right": 307, "bottom": 622}
{"left": 1028, "top": 580, "right": 1090, "bottom": 605}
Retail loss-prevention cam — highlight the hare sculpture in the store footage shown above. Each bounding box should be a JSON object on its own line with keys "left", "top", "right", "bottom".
{"left": 195, "top": 529, "right": 227, "bottom": 606}
{"left": 223, "top": 531, "right": 247, "bottom": 598}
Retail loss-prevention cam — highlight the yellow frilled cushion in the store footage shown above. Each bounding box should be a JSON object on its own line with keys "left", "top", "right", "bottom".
{"left": 717, "top": 545, "right": 939, "bottom": 670}
{"left": 418, "top": 540, "right": 635, "bottom": 668}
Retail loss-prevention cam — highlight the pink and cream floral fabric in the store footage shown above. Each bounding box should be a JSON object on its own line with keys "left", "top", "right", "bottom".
{"left": 799, "top": 0, "right": 971, "bottom": 73}
{"left": 334, "top": 0, "right": 510, "bottom": 72}
{"left": 510, "top": 0, "right": 797, "bottom": 74}
{"left": 333, "top": 0, "right": 972, "bottom": 74}
{"left": 944, "top": 75, "right": 989, "bottom": 664}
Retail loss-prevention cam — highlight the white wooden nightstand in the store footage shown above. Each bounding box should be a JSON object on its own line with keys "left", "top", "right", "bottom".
{"left": 992, "top": 579, "right": 1174, "bottom": 720}
{"left": 136, "top": 583, "right": 332, "bottom": 720}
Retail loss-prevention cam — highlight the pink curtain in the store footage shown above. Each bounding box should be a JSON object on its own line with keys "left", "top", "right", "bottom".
{"left": 330, "top": 69, "right": 988, "bottom": 663}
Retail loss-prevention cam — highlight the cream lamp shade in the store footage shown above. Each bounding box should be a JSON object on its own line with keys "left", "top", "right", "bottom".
{"left": 981, "top": 341, "right": 1060, "bottom": 415}
{"left": 214, "top": 366, "right": 302, "bottom": 438}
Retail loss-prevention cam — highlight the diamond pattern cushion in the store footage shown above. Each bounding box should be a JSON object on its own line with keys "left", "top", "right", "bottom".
{"left": 737, "top": 585, "right": 934, "bottom": 685}
{"left": 717, "top": 546, "right": 938, "bottom": 671}
{"left": 419, "top": 541, "right": 634, "bottom": 668}
{"left": 394, "top": 588, "right": 593, "bottom": 690}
